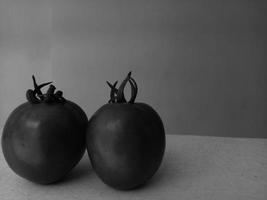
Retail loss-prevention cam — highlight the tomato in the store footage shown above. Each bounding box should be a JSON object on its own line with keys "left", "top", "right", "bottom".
{"left": 1, "top": 76, "right": 88, "bottom": 184}
{"left": 86, "top": 72, "right": 165, "bottom": 190}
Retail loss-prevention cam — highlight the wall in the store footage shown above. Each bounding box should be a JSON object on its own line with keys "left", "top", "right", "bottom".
{"left": 0, "top": 0, "right": 267, "bottom": 137}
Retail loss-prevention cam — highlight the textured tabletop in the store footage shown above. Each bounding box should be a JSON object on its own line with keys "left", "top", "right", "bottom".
{"left": 0, "top": 134, "right": 267, "bottom": 200}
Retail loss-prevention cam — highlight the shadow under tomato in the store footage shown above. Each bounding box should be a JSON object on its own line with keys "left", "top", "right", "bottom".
{"left": 52, "top": 157, "right": 92, "bottom": 185}
{"left": 118, "top": 157, "right": 172, "bottom": 191}
{"left": 124, "top": 149, "right": 187, "bottom": 192}
{"left": 137, "top": 167, "right": 168, "bottom": 190}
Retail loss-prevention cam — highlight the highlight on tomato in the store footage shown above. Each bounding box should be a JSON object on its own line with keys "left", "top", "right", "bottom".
{"left": 86, "top": 72, "right": 165, "bottom": 190}
{"left": 1, "top": 76, "right": 88, "bottom": 184}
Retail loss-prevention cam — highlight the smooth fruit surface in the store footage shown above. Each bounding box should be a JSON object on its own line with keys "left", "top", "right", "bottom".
{"left": 1, "top": 76, "right": 88, "bottom": 184}
{"left": 86, "top": 72, "right": 165, "bottom": 190}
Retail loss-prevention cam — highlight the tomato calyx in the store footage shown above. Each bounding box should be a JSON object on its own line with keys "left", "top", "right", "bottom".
{"left": 26, "top": 75, "right": 66, "bottom": 104}
{"left": 107, "top": 72, "right": 138, "bottom": 104}
{"left": 106, "top": 81, "right": 118, "bottom": 103}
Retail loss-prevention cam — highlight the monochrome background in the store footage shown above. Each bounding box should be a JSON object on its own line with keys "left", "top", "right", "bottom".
{"left": 0, "top": 0, "right": 266, "bottom": 138}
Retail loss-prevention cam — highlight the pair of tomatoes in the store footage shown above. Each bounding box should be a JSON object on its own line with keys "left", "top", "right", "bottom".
{"left": 1, "top": 72, "right": 165, "bottom": 190}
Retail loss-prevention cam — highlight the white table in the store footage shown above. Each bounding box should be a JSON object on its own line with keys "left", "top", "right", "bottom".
{"left": 0, "top": 134, "right": 266, "bottom": 200}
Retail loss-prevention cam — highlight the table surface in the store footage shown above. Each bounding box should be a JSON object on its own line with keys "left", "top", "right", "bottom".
{"left": 0, "top": 134, "right": 266, "bottom": 200}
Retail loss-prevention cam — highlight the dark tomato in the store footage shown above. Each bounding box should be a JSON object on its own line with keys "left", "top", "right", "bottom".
{"left": 1, "top": 76, "right": 88, "bottom": 184}
{"left": 86, "top": 72, "right": 165, "bottom": 190}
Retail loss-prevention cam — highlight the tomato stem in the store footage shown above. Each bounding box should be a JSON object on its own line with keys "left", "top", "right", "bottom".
{"left": 26, "top": 75, "right": 65, "bottom": 104}
{"left": 107, "top": 72, "right": 138, "bottom": 104}
{"left": 128, "top": 78, "right": 137, "bottom": 104}
{"left": 107, "top": 81, "right": 118, "bottom": 103}
{"left": 32, "top": 75, "right": 52, "bottom": 100}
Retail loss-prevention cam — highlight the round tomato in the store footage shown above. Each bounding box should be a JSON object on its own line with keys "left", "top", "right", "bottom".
{"left": 86, "top": 72, "right": 165, "bottom": 190}
{"left": 1, "top": 76, "right": 88, "bottom": 184}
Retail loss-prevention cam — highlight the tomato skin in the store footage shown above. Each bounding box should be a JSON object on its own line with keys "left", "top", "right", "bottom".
{"left": 1, "top": 101, "right": 88, "bottom": 184}
{"left": 86, "top": 102, "right": 165, "bottom": 190}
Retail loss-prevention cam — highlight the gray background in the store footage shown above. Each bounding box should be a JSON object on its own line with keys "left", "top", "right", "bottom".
{"left": 0, "top": 0, "right": 266, "bottom": 138}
